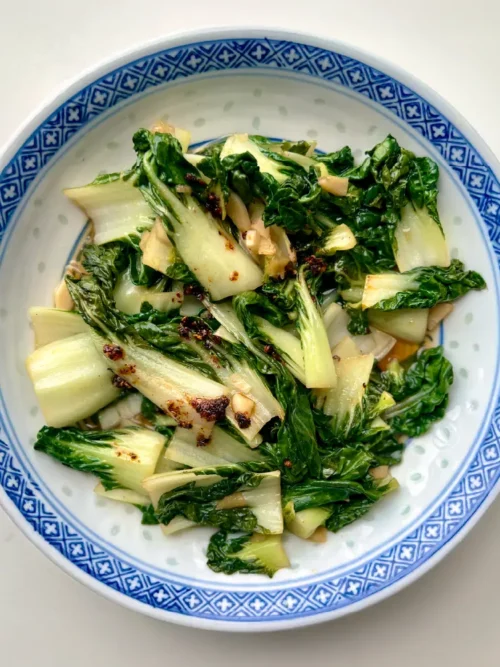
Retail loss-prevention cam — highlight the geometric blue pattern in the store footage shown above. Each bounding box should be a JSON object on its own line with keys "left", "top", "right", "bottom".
{"left": 1, "top": 37, "right": 500, "bottom": 625}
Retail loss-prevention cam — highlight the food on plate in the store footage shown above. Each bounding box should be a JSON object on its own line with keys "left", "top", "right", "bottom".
{"left": 26, "top": 126, "right": 486, "bottom": 577}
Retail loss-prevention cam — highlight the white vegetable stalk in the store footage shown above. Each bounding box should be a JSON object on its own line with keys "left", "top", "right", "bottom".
{"left": 296, "top": 270, "right": 337, "bottom": 389}
{"left": 318, "top": 224, "right": 357, "bottom": 255}
{"left": 140, "top": 218, "right": 176, "bottom": 274}
{"left": 26, "top": 332, "right": 120, "bottom": 427}
{"left": 353, "top": 329, "right": 396, "bottom": 361}
{"left": 322, "top": 302, "right": 351, "bottom": 350}
{"left": 53, "top": 280, "right": 74, "bottom": 311}
{"left": 368, "top": 308, "right": 429, "bottom": 343}
{"left": 94, "top": 331, "right": 229, "bottom": 443}
{"left": 279, "top": 150, "right": 328, "bottom": 178}
{"left": 394, "top": 204, "right": 450, "bottom": 273}
{"left": 98, "top": 393, "right": 143, "bottom": 430}
{"left": 220, "top": 134, "right": 288, "bottom": 183}
{"left": 165, "top": 426, "right": 264, "bottom": 468}
{"left": 83, "top": 429, "right": 165, "bottom": 493}
{"left": 155, "top": 452, "right": 185, "bottom": 474}
{"left": 204, "top": 300, "right": 263, "bottom": 359}
{"left": 94, "top": 483, "right": 150, "bottom": 506}
{"left": 254, "top": 316, "right": 306, "bottom": 384}
{"left": 29, "top": 307, "right": 89, "bottom": 348}
{"left": 332, "top": 336, "right": 361, "bottom": 360}
{"left": 240, "top": 471, "right": 283, "bottom": 535}
{"left": 143, "top": 468, "right": 222, "bottom": 506}
{"left": 323, "top": 353, "right": 374, "bottom": 434}
{"left": 142, "top": 468, "right": 283, "bottom": 534}
{"left": 143, "top": 156, "right": 264, "bottom": 300}
{"left": 286, "top": 507, "right": 332, "bottom": 540}
{"left": 113, "top": 269, "right": 182, "bottom": 315}
{"left": 65, "top": 178, "right": 154, "bottom": 245}
{"left": 361, "top": 273, "right": 420, "bottom": 310}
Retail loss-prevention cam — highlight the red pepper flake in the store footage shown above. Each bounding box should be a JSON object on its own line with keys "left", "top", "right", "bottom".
{"left": 225, "top": 239, "right": 235, "bottom": 251}
{"left": 283, "top": 459, "right": 293, "bottom": 468}
{"left": 229, "top": 271, "right": 239, "bottom": 282}
{"left": 186, "top": 172, "right": 206, "bottom": 187}
{"left": 103, "top": 344, "right": 124, "bottom": 361}
{"left": 112, "top": 374, "right": 132, "bottom": 390}
{"left": 205, "top": 192, "right": 222, "bottom": 218}
{"left": 179, "top": 316, "right": 212, "bottom": 344}
{"left": 263, "top": 344, "right": 281, "bottom": 361}
{"left": 305, "top": 255, "right": 327, "bottom": 276}
{"left": 184, "top": 283, "right": 204, "bottom": 300}
{"left": 119, "top": 364, "right": 136, "bottom": 375}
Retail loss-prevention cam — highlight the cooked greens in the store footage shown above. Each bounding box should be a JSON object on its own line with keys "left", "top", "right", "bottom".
{"left": 26, "top": 125, "right": 486, "bottom": 578}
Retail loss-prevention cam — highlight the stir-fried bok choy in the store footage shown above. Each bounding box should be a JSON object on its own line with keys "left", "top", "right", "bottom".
{"left": 26, "top": 125, "right": 486, "bottom": 577}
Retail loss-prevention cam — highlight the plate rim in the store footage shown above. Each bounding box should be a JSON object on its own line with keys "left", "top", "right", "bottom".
{"left": 1, "top": 26, "right": 499, "bottom": 632}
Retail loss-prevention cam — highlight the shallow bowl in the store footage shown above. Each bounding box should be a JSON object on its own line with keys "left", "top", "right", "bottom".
{"left": 1, "top": 28, "right": 499, "bottom": 631}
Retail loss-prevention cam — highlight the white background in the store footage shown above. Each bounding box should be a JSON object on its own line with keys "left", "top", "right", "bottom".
{"left": 1, "top": 1, "right": 499, "bottom": 664}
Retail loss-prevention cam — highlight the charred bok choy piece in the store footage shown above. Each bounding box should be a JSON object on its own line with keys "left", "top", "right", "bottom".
{"left": 35, "top": 426, "right": 165, "bottom": 492}
{"left": 172, "top": 308, "right": 284, "bottom": 445}
{"left": 164, "top": 425, "right": 265, "bottom": 468}
{"left": 142, "top": 464, "right": 282, "bottom": 534}
{"left": 132, "top": 130, "right": 264, "bottom": 300}
{"left": 66, "top": 247, "right": 231, "bottom": 443}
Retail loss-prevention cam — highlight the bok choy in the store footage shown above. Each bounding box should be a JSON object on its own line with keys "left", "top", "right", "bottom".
{"left": 26, "top": 126, "right": 487, "bottom": 578}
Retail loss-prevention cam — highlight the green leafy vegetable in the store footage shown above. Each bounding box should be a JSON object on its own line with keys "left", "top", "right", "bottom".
{"left": 206, "top": 531, "right": 289, "bottom": 577}
{"left": 34, "top": 426, "right": 165, "bottom": 492}
{"left": 381, "top": 347, "right": 454, "bottom": 436}
{"left": 145, "top": 466, "right": 282, "bottom": 534}
{"left": 362, "top": 260, "right": 486, "bottom": 310}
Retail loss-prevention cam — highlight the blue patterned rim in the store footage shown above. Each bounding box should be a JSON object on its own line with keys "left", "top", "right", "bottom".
{"left": 1, "top": 31, "right": 500, "bottom": 630}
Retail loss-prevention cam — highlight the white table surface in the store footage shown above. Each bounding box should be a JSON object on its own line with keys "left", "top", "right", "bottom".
{"left": 1, "top": 1, "right": 499, "bottom": 664}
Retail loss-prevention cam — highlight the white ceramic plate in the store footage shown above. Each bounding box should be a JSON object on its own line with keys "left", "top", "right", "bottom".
{"left": 1, "top": 28, "right": 499, "bottom": 631}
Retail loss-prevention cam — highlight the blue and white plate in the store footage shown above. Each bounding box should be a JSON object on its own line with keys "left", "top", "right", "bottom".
{"left": 1, "top": 29, "right": 499, "bottom": 631}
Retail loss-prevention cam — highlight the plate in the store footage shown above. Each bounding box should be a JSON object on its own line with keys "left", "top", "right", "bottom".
{"left": 1, "top": 28, "right": 499, "bottom": 631}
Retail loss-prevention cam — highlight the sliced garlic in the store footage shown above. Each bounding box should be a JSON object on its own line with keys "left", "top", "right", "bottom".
{"left": 370, "top": 465, "right": 390, "bottom": 480}
{"left": 231, "top": 393, "right": 256, "bottom": 416}
{"left": 216, "top": 492, "right": 247, "bottom": 510}
{"left": 427, "top": 303, "right": 454, "bottom": 332}
{"left": 319, "top": 175, "right": 349, "bottom": 197}
{"left": 53, "top": 279, "right": 74, "bottom": 311}
{"left": 227, "top": 192, "right": 252, "bottom": 232}
{"left": 244, "top": 229, "right": 261, "bottom": 254}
